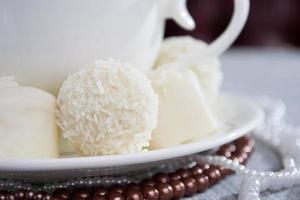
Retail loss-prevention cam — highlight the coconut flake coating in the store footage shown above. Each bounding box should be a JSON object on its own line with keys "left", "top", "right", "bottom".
{"left": 56, "top": 59, "right": 158, "bottom": 156}
{"left": 155, "top": 36, "right": 212, "bottom": 66}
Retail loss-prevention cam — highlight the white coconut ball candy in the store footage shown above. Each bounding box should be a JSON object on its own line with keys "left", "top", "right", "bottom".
{"left": 0, "top": 85, "right": 59, "bottom": 159}
{"left": 57, "top": 59, "right": 158, "bottom": 156}
{"left": 155, "top": 36, "right": 223, "bottom": 103}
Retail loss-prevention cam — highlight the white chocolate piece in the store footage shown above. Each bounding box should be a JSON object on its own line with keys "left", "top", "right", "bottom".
{"left": 184, "top": 57, "right": 222, "bottom": 104}
{"left": 155, "top": 36, "right": 209, "bottom": 67}
{"left": 155, "top": 36, "right": 223, "bottom": 103}
{"left": 149, "top": 67, "right": 219, "bottom": 149}
{"left": 0, "top": 87, "right": 59, "bottom": 159}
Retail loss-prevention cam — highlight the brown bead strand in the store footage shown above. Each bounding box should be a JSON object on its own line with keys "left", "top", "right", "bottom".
{"left": 107, "top": 191, "right": 124, "bottom": 200}
{"left": 1, "top": 136, "right": 254, "bottom": 200}
{"left": 169, "top": 180, "right": 185, "bottom": 199}
{"left": 140, "top": 179, "right": 156, "bottom": 188}
{"left": 141, "top": 185, "right": 159, "bottom": 200}
{"left": 193, "top": 174, "right": 209, "bottom": 192}
{"left": 92, "top": 187, "right": 108, "bottom": 200}
{"left": 203, "top": 166, "right": 221, "bottom": 185}
{"left": 109, "top": 185, "right": 125, "bottom": 194}
{"left": 153, "top": 173, "right": 170, "bottom": 184}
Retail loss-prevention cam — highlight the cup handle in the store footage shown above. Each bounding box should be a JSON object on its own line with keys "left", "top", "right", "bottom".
{"left": 163, "top": 0, "right": 250, "bottom": 56}
{"left": 206, "top": 0, "right": 250, "bottom": 56}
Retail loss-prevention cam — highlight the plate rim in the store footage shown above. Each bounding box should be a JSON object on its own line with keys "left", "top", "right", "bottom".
{"left": 0, "top": 93, "right": 264, "bottom": 172}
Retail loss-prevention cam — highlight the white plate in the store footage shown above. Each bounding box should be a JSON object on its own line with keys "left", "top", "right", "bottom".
{"left": 0, "top": 93, "right": 264, "bottom": 181}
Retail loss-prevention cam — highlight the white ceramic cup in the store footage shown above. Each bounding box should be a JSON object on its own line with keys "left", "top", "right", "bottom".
{"left": 0, "top": 0, "right": 249, "bottom": 94}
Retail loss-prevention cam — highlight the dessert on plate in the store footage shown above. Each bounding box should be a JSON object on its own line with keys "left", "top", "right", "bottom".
{"left": 0, "top": 0, "right": 250, "bottom": 159}
{"left": 0, "top": 36, "right": 223, "bottom": 158}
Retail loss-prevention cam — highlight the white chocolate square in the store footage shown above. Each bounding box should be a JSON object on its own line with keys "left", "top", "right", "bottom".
{"left": 149, "top": 67, "right": 219, "bottom": 149}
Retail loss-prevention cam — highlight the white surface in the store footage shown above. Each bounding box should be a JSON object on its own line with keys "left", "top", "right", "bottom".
{"left": 0, "top": 0, "right": 249, "bottom": 94}
{"left": 0, "top": 94, "right": 263, "bottom": 181}
{"left": 222, "top": 48, "right": 300, "bottom": 125}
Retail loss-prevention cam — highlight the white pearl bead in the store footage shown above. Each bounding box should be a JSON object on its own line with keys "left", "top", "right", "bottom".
{"left": 220, "top": 156, "right": 227, "bottom": 162}
{"left": 275, "top": 172, "right": 284, "bottom": 178}
{"left": 243, "top": 169, "right": 250, "bottom": 175}
{"left": 266, "top": 171, "right": 275, "bottom": 177}
{"left": 257, "top": 172, "right": 266, "bottom": 178}
{"left": 237, "top": 165, "right": 246, "bottom": 174}
{"left": 232, "top": 160, "right": 240, "bottom": 170}
{"left": 96, "top": 180, "right": 102, "bottom": 184}
{"left": 249, "top": 170, "right": 258, "bottom": 177}
{"left": 225, "top": 159, "right": 233, "bottom": 168}
{"left": 206, "top": 156, "right": 213, "bottom": 163}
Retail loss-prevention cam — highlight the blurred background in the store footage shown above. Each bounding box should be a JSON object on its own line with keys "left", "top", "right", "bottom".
{"left": 166, "top": 0, "right": 300, "bottom": 125}
{"left": 165, "top": 0, "right": 300, "bottom": 47}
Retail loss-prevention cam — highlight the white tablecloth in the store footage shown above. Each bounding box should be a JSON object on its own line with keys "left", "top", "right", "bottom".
{"left": 222, "top": 48, "right": 300, "bottom": 125}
